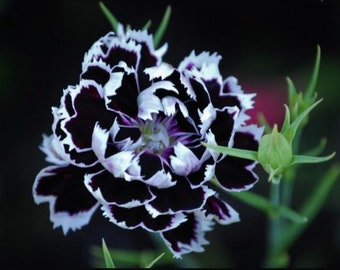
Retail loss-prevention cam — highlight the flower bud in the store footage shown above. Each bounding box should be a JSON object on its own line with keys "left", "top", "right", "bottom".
{"left": 258, "top": 124, "right": 293, "bottom": 182}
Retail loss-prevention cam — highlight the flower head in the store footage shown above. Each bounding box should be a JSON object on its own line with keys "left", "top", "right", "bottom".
{"left": 33, "top": 24, "right": 263, "bottom": 258}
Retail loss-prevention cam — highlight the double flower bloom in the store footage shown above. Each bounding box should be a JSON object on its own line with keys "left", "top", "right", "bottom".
{"left": 33, "top": 25, "right": 263, "bottom": 258}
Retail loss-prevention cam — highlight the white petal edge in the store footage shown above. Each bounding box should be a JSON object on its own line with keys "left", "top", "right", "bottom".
{"left": 92, "top": 123, "right": 134, "bottom": 178}
{"left": 137, "top": 80, "right": 178, "bottom": 120}
{"left": 170, "top": 142, "right": 200, "bottom": 176}
{"left": 161, "top": 211, "right": 215, "bottom": 259}
{"left": 101, "top": 204, "right": 187, "bottom": 232}
{"left": 84, "top": 170, "right": 153, "bottom": 208}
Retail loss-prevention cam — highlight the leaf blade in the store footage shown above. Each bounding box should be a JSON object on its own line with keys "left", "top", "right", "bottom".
{"left": 102, "top": 238, "right": 115, "bottom": 268}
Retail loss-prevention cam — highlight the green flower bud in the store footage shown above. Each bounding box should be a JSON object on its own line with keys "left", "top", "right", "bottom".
{"left": 258, "top": 124, "right": 293, "bottom": 183}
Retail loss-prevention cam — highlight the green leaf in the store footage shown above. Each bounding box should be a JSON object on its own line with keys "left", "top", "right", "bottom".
{"left": 282, "top": 98, "right": 322, "bottom": 143}
{"left": 290, "top": 152, "right": 335, "bottom": 166}
{"left": 99, "top": 1, "right": 119, "bottom": 32}
{"left": 102, "top": 238, "right": 115, "bottom": 268}
{"left": 91, "top": 246, "right": 174, "bottom": 267}
{"left": 278, "top": 163, "right": 340, "bottom": 252}
{"left": 202, "top": 143, "right": 258, "bottom": 161}
{"left": 229, "top": 191, "right": 307, "bottom": 223}
{"left": 145, "top": 252, "right": 165, "bottom": 268}
{"left": 153, "top": 5, "right": 171, "bottom": 48}
{"left": 305, "top": 45, "right": 321, "bottom": 101}
{"left": 142, "top": 20, "right": 152, "bottom": 30}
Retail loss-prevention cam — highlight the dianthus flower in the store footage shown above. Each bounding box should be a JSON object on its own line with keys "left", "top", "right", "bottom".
{"left": 33, "top": 24, "right": 263, "bottom": 258}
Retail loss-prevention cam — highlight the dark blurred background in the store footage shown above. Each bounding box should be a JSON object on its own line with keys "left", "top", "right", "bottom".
{"left": 1, "top": 0, "right": 339, "bottom": 267}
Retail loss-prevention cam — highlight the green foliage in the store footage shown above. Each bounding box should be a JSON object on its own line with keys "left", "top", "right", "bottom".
{"left": 99, "top": 2, "right": 119, "bottom": 32}
{"left": 99, "top": 2, "right": 171, "bottom": 49}
{"left": 153, "top": 5, "right": 171, "bottom": 48}
{"left": 102, "top": 238, "right": 115, "bottom": 268}
{"left": 91, "top": 244, "right": 172, "bottom": 268}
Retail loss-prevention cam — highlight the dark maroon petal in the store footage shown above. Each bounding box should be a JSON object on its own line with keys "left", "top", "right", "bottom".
{"left": 139, "top": 152, "right": 163, "bottom": 179}
{"left": 171, "top": 110, "right": 200, "bottom": 143}
{"left": 234, "top": 129, "right": 259, "bottom": 151}
{"left": 187, "top": 156, "right": 215, "bottom": 187}
{"left": 135, "top": 41, "right": 158, "bottom": 69}
{"left": 33, "top": 165, "right": 97, "bottom": 213}
{"left": 215, "top": 129, "right": 260, "bottom": 189}
{"left": 149, "top": 177, "right": 214, "bottom": 214}
{"left": 161, "top": 212, "right": 213, "bottom": 258}
{"left": 102, "top": 46, "right": 138, "bottom": 69}
{"left": 85, "top": 170, "right": 154, "bottom": 206}
{"left": 203, "top": 196, "right": 240, "bottom": 224}
{"left": 33, "top": 165, "right": 99, "bottom": 234}
{"left": 64, "top": 82, "right": 116, "bottom": 149}
{"left": 154, "top": 70, "right": 190, "bottom": 101}
{"left": 190, "top": 78, "right": 211, "bottom": 111}
{"left": 210, "top": 109, "right": 236, "bottom": 145}
{"left": 64, "top": 145, "right": 99, "bottom": 166}
{"left": 114, "top": 116, "right": 141, "bottom": 143}
{"left": 81, "top": 64, "right": 111, "bottom": 85}
{"left": 215, "top": 156, "right": 258, "bottom": 191}
{"left": 208, "top": 80, "right": 242, "bottom": 110}
{"left": 101, "top": 204, "right": 186, "bottom": 232}
{"left": 106, "top": 72, "right": 139, "bottom": 117}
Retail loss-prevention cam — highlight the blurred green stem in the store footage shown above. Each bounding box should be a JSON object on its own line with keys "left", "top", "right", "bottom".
{"left": 265, "top": 181, "right": 285, "bottom": 267}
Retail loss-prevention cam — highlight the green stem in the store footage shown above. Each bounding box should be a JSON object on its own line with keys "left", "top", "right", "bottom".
{"left": 265, "top": 181, "right": 285, "bottom": 267}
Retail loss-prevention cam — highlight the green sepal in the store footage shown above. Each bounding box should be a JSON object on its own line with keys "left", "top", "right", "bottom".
{"left": 258, "top": 124, "right": 293, "bottom": 180}
{"left": 102, "top": 238, "right": 115, "bottom": 268}
{"left": 290, "top": 152, "right": 336, "bottom": 166}
{"left": 280, "top": 104, "right": 291, "bottom": 134}
{"left": 99, "top": 2, "right": 119, "bottom": 32}
{"left": 286, "top": 76, "right": 300, "bottom": 121}
{"left": 258, "top": 112, "right": 272, "bottom": 133}
{"left": 282, "top": 98, "right": 322, "bottom": 144}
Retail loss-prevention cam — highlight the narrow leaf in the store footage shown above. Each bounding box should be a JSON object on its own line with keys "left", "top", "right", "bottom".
{"left": 305, "top": 45, "right": 321, "bottom": 101}
{"left": 145, "top": 253, "right": 165, "bottom": 268}
{"left": 283, "top": 98, "right": 322, "bottom": 143}
{"left": 229, "top": 191, "right": 306, "bottom": 223}
{"left": 154, "top": 5, "right": 171, "bottom": 48}
{"left": 202, "top": 143, "right": 258, "bottom": 161}
{"left": 286, "top": 76, "right": 298, "bottom": 110}
{"left": 278, "top": 163, "right": 340, "bottom": 252}
{"left": 99, "top": 2, "right": 119, "bottom": 32}
{"left": 142, "top": 20, "right": 152, "bottom": 30}
{"left": 290, "top": 152, "right": 335, "bottom": 166}
{"left": 102, "top": 238, "right": 115, "bottom": 268}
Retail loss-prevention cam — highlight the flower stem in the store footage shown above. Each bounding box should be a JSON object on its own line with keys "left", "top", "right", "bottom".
{"left": 264, "top": 181, "right": 288, "bottom": 267}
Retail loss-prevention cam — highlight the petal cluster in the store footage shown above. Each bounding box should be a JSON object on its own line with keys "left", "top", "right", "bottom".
{"left": 33, "top": 24, "right": 263, "bottom": 258}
